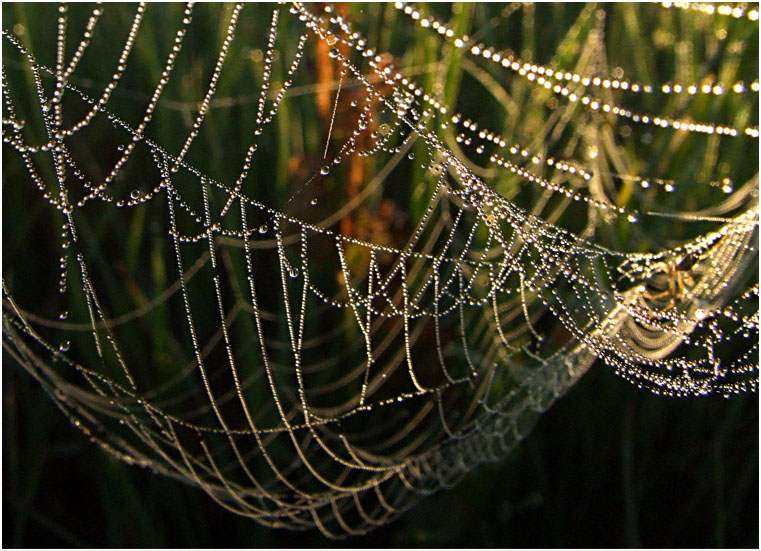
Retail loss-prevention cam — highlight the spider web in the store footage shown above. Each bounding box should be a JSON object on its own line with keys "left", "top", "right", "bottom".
{"left": 2, "top": 2, "right": 758, "bottom": 537}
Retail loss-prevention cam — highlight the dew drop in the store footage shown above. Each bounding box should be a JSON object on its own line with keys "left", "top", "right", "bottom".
{"left": 130, "top": 190, "right": 140, "bottom": 200}
{"left": 289, "top": 267, "right": 299, "bottom": 278}
{"left": 258, "top": 224, "right": 268, "bottom": 234}
{"left": 310, "top": 198, "right": 318, "bottom": 206}
{"left": 407, "top": 152, "right": 415, "bottom": 160}
{"left": 320, "top": 165, "right": 330, "bottom": 176}
{"left": 59, "top": 311, "right": 69, "bottom": 320}
{"left": 59, "top": 340, "right": 70, "bottom": 352}
{"left": 627, "top": 213, "right": 639, "bottom": 223}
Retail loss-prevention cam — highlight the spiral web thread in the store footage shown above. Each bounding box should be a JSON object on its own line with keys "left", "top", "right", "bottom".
{"left": 2, "top": 2, "right": 758, "bottom": 537}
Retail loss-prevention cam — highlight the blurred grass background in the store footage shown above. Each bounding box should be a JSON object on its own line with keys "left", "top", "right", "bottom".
{"left": 3, "top": 2, "right": 759, "bottom": 547}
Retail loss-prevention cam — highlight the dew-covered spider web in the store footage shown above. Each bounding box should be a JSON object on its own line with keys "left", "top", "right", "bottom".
{"left": 2, "top": 2, "right": 759, "bottom": 537}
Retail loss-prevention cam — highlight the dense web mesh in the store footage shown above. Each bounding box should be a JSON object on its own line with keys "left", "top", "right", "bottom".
{"left": 2, "top": 2, "right": 758, "bottom": 537}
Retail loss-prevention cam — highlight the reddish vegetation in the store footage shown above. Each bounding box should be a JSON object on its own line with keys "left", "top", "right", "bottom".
{"left": 311, "top": 4, "right": 400, "bottom": 243}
